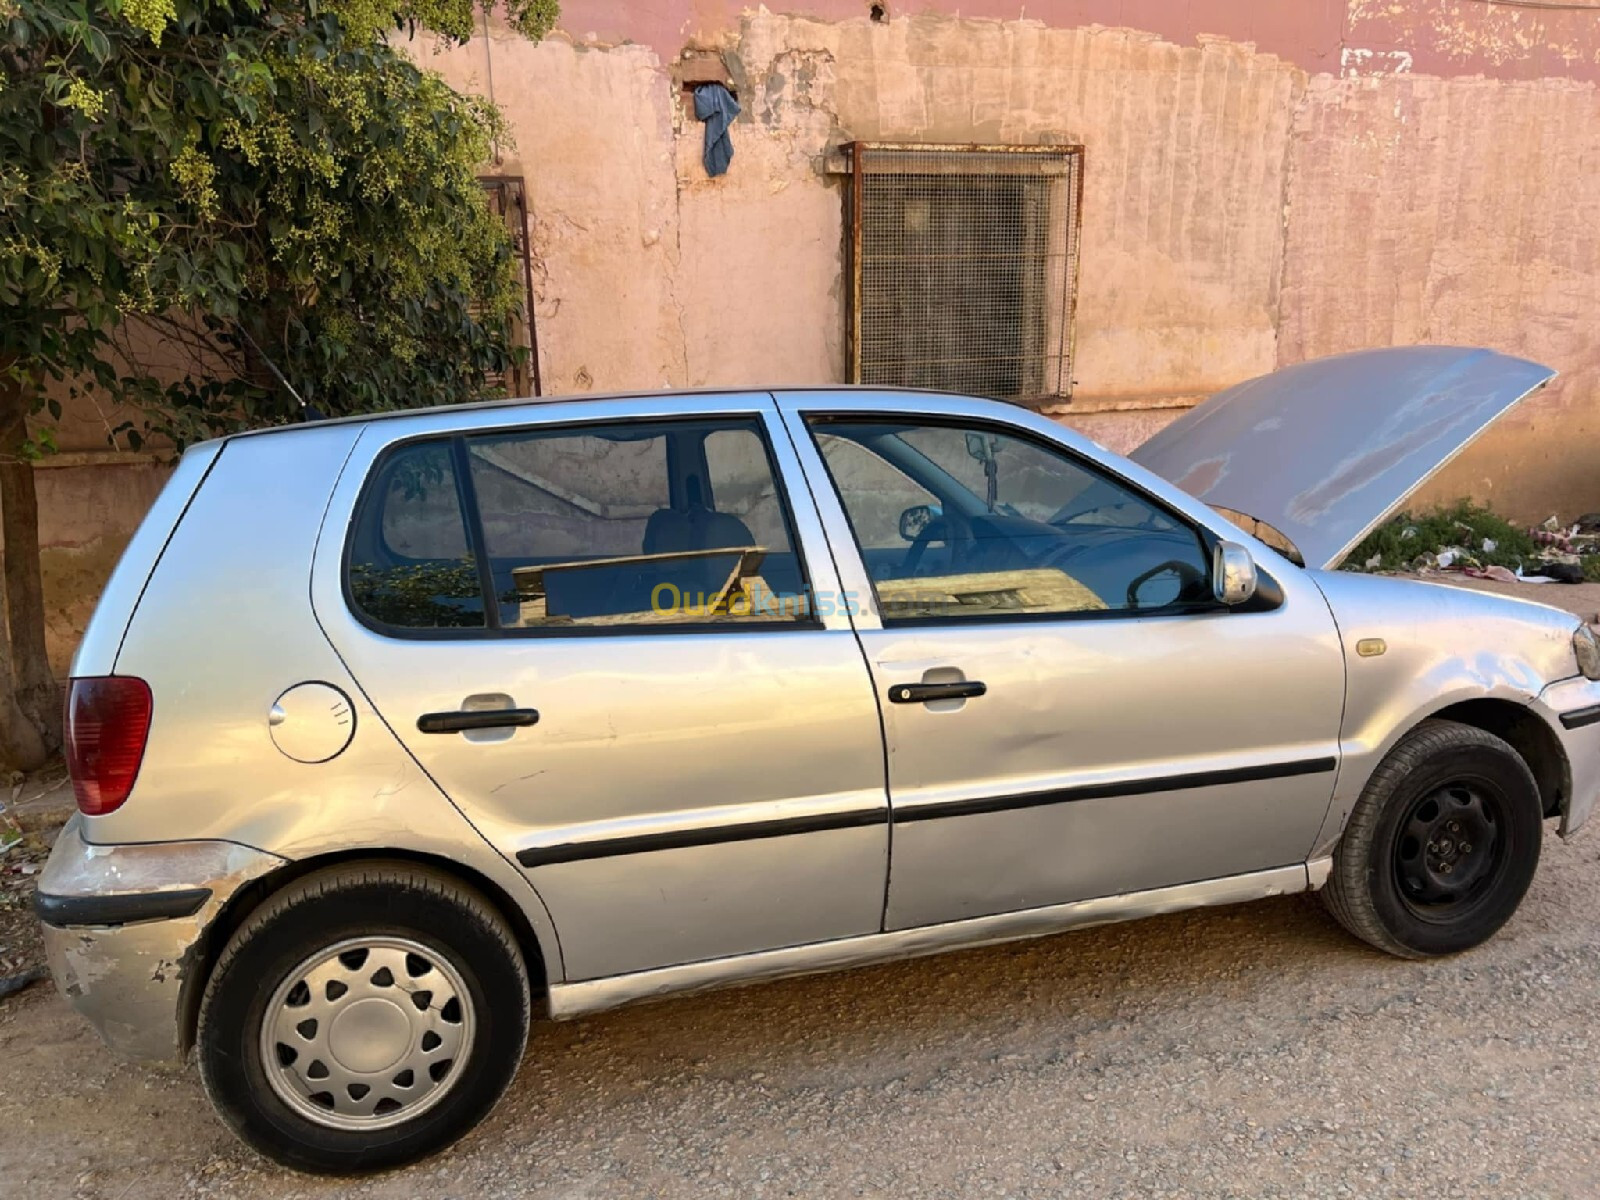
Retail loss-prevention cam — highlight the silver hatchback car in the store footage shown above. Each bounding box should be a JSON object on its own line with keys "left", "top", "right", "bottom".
{"left": 38, "top": 347, "right": 1600, "bottom": 1172}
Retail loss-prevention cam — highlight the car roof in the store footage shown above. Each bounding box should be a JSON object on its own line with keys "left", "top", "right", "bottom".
{"left": 201, "top": 385, "right": 1024, "bottom": 447}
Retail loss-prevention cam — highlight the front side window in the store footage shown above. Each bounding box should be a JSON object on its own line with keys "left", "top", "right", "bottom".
{"left": 348, "top": 417, "right": 813, "bottom": 633}
{"left": 809, "top": 418, "right": 1212, "bottom": 623}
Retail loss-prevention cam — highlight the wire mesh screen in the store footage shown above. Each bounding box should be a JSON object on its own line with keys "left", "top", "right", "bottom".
{"left": 478, "top": 176, "right": 541, "bottom": 397}
{"left": 849, "top": 145, "right": 1083, "bottom": 403}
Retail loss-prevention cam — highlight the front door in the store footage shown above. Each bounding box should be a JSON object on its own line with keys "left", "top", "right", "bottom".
{"left": 314, "top": 396, "right": 888, "bottom": 981}
{"left": 778, "top": 395, "right": 1345, "bottom": 930}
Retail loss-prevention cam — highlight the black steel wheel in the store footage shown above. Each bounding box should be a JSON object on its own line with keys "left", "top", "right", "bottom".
{"left": 1392, "top": 781, "right": 1508, "bottom": 918}
{"left": 1322, "top": 719, "right": 1543, "bottom": 958}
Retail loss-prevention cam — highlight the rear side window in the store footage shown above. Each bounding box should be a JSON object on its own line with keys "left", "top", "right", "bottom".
{"left": 347, "top": 442, "right": 487, "bottom": 629}
{"left": 346, "top": 417, "right": 815, "bottom": 634}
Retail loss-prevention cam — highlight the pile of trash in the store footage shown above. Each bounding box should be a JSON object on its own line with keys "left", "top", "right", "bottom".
{"left": 1345, "top": 503, "right": 1600, "bottom": 585}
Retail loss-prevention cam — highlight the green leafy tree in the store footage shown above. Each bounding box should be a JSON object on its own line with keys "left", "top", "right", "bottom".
{"left": 0, "top": 0, "right": 556, "bottom": 767}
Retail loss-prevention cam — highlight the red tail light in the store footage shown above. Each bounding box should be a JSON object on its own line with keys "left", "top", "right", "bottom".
{"left": 65, "top": 676, "right": 153, "bottom": 816}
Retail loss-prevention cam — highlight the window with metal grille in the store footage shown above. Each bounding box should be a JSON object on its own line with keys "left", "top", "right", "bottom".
{"left": 846, "top": 144, "right": 1083, "bottom": 404}
{"left": 479, "top": 176, "right": 541, "bottom": 397}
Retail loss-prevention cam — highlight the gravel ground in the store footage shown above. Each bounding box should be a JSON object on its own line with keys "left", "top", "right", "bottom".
{"left": 4, "top": 850, "right": 1600, "bottom": 1199}
{"left": 5, "top": 575, "right": 1600, "bottom": 1198}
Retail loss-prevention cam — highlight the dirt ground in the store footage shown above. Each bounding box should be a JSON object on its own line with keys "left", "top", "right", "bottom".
{"left": 5, "top": 573, "right": 1600, "bottom": 1198}
{"left": 0, "top": 765, "right": 69, "bottom": 1000}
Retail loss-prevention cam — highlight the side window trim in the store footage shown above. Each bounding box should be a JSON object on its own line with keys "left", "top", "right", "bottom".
{"left": 449, "top": 436, "right": 503, "bottom": 631}
{"left": 344, "top": 414, "right": 827, "bottom": 641}
{"left": 803, "top": 411, "right": 1225, "bottom": 629}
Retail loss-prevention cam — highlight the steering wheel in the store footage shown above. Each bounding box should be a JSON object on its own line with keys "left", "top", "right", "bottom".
{"left": 903, "top": 515, "right": 950, "bottom": 577}
{"left": 1124, "top": 559, "right": 1206, "bottom": 608}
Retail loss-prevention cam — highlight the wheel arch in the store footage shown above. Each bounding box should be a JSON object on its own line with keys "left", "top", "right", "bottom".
{"left": 1427, "top": 697, "right": 1570, "bottom": 820}
{"left": 179, "top": 848, "right": 555, "bottom": 1057}
{"left": 1312, "top": 690, "right": 1570, "bottom": 861}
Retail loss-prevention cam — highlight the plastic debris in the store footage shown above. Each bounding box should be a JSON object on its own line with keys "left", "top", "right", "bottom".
{"left": 1465, "top": 565, "right": 1519, "bottom": 584}
{"left": 1527, "top": 561, "right": 1586, "bottom": 584}
{"left": 0, "top": 966, "right": 46, "bottom": 1002}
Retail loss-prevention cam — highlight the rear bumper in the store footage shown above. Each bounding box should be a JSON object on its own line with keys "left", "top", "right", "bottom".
{"left": 1535, "top": 677, "right": 1600, "bottom": 838}
{"left": 36, "top": 816, "right": 284, "bottom": 1064}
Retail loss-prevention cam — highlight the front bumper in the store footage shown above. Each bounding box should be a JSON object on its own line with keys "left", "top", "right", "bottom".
{"left": 1535, "top": 676, "right": 1600, "bottom": 838}
{"left": 36, "top": 816, "right": 284, "bottom": 1064}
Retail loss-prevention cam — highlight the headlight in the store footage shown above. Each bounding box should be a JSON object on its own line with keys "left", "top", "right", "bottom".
{"left": 1575, "top": 625, "right": 1600, "bottom": 681}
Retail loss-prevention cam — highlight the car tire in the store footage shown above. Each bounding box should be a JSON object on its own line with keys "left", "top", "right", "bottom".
{"left": 197, "top": 862, "right": 530, "bottom": 1174}
{"left": 1322, "top": 719, "right": 1543, "bottom": 959}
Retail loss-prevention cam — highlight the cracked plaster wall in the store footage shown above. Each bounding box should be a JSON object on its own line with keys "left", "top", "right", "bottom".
{"left": 39, "top": 0, "right": 1600, "bottom": 675}
{"left": 426, "top": 13, "right": 1302, "bottom": 401}
{"left": 424, "top": 8, "right": 1600, "bottom": 521}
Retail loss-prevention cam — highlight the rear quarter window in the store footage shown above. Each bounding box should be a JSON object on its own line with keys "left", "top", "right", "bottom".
{"left": 347, "top": 442, "right": 487, "bottom": 629}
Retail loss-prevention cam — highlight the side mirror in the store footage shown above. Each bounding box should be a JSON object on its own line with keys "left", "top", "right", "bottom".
{"left": 899, "top": 503, "right": 937, "bottom": 542}
{"left": 1212, "top": 540, "right": 1259, "bottom": 606}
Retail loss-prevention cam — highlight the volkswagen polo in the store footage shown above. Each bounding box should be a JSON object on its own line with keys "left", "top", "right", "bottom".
{"left": 37, "top": 347, "right": 1600, "bottom": 1172}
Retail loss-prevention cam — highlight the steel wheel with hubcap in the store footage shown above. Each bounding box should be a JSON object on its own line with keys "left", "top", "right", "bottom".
{"left": 261, "top": 937, "right": 476, "bottom": 1131}
{"left": 199, "top": 863, "right": 530, "bottom": 1174}
{"left": 1323, "top": 719, "right": 1543, "bottom": 958}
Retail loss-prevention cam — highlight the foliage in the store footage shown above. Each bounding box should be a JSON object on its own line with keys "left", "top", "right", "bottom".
{"left": 1343, "top": 502, "right": 1540, "bottom": 573}
{"left": 1347, "top": 501, "right": 1600, "bottom": 582}
{"left": 0, "top": 0, "right": 557, "bottom": 448}
{"left": 349, "top": 558, "right": 487, "bottom": 627}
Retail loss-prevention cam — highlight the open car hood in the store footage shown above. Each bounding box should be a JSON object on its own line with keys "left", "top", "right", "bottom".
{"left": 1128, "top": 347, "right": 1556, "bottom": 569}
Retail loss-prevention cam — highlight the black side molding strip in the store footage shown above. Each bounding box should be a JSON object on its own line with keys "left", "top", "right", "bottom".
{"left": 515, "top": 758, "right": 1338, "bottom": 866}
{"left": 35, "top": 887, "right": 211, "bottom": 928}
{"left": 1560, "top": 703, "right": 1600, "bottom": 730}
{"left": 518, "top": 807, "right": 886, "bottom": 867}
{"left": 893, "top": 756, "right": 1339, "bottom": 824}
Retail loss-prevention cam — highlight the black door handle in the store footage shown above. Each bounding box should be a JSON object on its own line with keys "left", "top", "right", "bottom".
{"left": 888, "top": 681, "right": 987, "bottom": 704}
{"left": 417, "top": 708, "right": 540, "bottom": 734}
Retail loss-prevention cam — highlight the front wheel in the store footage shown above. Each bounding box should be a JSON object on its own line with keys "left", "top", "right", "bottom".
{"left": 197, "top": 863, "right": 530, "bottom": 1174}
{"left": 1322, "top": 719, "right": 1543, "bottom": 958}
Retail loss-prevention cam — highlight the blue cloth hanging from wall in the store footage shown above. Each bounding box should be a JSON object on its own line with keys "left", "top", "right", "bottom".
{"left": 694, "top": 83, "right": 739, "bottom": 177}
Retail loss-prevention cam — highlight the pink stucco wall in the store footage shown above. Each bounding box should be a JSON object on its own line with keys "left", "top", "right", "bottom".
{"left": 556, "top": 0, "right": 1600, "bottom": 82}
{"left": 35, "top": 0, "right": 1600, "bottom": 669}
{"left": 558, "top": 0, "right": 1351, "bottom": 73}
{"left": 410, "top": 2, "right": 1600, "bottom": 526}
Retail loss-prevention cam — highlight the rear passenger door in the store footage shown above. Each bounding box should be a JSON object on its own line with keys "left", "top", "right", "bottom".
{"left": 313, "top": 396, "right": 888, "bottom": 982}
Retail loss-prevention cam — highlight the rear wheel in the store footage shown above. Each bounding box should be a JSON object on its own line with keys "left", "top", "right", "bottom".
{"left": 198, "top": 863, "right": 530, "bottom": 1174}
{"left": 1322, "top": 719, "right": 1543, "bottom": 958}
